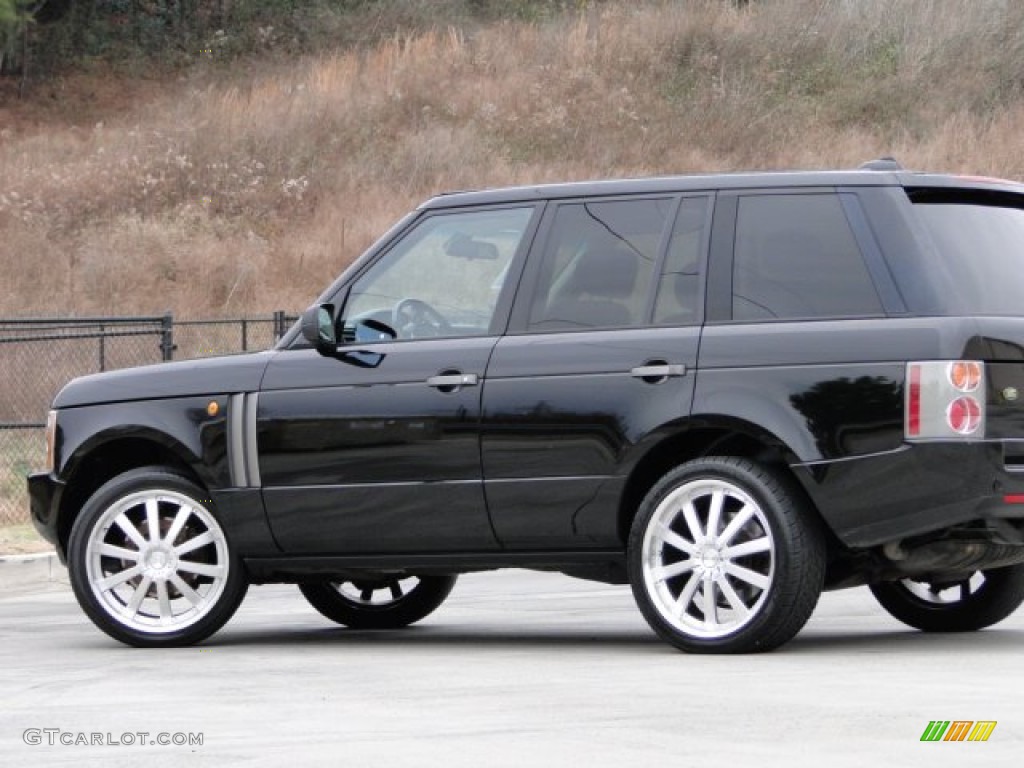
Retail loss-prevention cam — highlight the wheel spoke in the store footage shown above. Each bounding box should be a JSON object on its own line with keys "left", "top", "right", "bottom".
{"left": 723, "top": 561, "right": 770, "bottom": 591}
{"left": 681, "top": 501, "right": 704, "bottom": 542}
{"left": 175, "top": 531, "right": 215, "bottom": 556}
{"left": 659, "top": 525, "right": 698, "bottom": 556}
{"left": 126, "top": 575, "right": 153, "bottom": 616}
{"left": 164, "top": 505, "right": 193, "bottom": 546}
{"left": 97, "top": 542, "right": 141, "bottom": 561}
{"left": 719, "top": 576, "right": 751, "bottom": 619}
{"left": 721, "top": 536, "right": 772, "bottom": 559}
{"left": 114, "top": 514, "right": 147, "bottom": 550}
{"left": 389, "top": 582, "right": 403, "bottom": 600}
{"left": 653, "top": 559, "right": 696, "bottom": 582}
{"left": 672, "top": 572, "right": 702, "bottom": 619}
{"left": 97, "top": 563, "right": 145, "bottom": 591}
{"left": 169, "top": 573, "right": 203, "bottom": 607}
{"left": 717, "top": 504, "right": 756, "bottom": 547}
{"left": 360, "top": 588, "right": 373, "bottom": 602}
{"left": 176, "top": 560, "right": 225, "bottom": 579}
{"left": 702, "top": 581, "right": 718, "bottom": 627}
{"left": 156, "top": 579, "right": 173, "bottom": 622}
{"left": 706, "top": 490, "right": 724, "bottom": 539}
{"left": 145, "top": 498, "right": 161, "bottom": 543}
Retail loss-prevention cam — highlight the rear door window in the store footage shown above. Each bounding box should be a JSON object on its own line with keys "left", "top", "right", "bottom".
{"left": 653, "top": 196, "right": 709, "bottom": 326}
{"left": 526, "top": 198, "right": 673, "bottom": 331}
{"left": 732, "top": 194, "right": 883, "bottom": 321}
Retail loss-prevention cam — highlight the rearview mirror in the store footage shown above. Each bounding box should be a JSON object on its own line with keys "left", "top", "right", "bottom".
{"left": 300, "top": 303, "right": 337, "bottom": 356}
{"left": 444, "top": 234, "right": 500, "bottom": 261}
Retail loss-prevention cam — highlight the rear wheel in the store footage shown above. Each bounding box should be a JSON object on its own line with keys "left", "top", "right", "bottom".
{"left": 299, "top": 574, "right": 457, "bottom": 629}
{"left": 628, "top": 457, "right": 825, "bottom": 653}
{"left": 68, "top": 467, "right": 248, "bottom": 647}
{"left": 870, "top": 566, "right": 1024, "bottom": 632}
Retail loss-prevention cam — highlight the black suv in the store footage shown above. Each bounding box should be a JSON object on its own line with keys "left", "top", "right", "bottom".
{"left": 28, "top": 161, "right": 1024, "bottom": 652}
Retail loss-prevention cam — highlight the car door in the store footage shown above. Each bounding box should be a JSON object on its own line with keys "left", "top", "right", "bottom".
{"left": 259, "top": 204, "right": 540, "bottom": 554}
{"left": 481, "top": 195, "right": 712, "bottom": 549}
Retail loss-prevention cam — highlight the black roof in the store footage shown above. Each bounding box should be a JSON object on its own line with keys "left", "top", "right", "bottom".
{"left": 420, "top": 168, "right": 1024, "bottom": 210}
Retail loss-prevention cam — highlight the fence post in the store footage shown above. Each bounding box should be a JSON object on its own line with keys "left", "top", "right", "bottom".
{"left": 99, "top": 322, "right": 106, "bottom": 372}
{"left": 241, "top": 318, "right": 248, "bottom": 351}
{"left": 160, "top": 312, "right": 175, "bottom": 361}
{"left": 273, "top": 310, "right": 285, "bottom": 340}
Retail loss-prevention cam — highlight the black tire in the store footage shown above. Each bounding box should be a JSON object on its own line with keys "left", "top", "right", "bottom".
{"left": 67, "top": 467, "right": 248, "bottom": 647}
{"left": 870, "top": 566, "right": 1024, "bottom": 632}
{"left": 627, "top": 456, "right": 826, "bottom": 654}
{"left": 299, "top": 574, "right": 457, "bottom": 629}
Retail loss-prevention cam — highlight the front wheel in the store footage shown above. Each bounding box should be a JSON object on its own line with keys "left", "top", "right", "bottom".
{"left": 67, "top": 467, "right": 248, "bottom": 647}
{"left": 299, "top": 574, "right": 457, "bottom": 629}
{"left": 628, "top": 457, "right": 825, "bottom": 654}
{"left": 870, "top": 566, "right": 1024, "bottom": 632}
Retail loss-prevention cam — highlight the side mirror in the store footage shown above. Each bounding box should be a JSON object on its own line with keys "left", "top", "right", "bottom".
{"left": 300, "top": 303, "right": 337, "bottom": 356}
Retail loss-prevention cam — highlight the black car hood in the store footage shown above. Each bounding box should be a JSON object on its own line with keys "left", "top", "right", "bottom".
{"left": 53, "top": 351, "right": 276, "bottom": 409}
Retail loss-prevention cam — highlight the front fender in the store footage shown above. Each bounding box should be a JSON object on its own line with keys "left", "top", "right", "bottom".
{"left": 56, "top": 396, "right": 231, "bottom": 490}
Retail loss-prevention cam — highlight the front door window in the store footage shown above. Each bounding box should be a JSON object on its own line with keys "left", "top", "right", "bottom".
{"left": 343, "top": 207, "right": 535, "bottom": 341}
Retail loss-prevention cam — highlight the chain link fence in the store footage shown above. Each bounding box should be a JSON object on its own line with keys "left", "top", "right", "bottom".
{"left": 0, "top": 312, "right": 295, "bottom": 526}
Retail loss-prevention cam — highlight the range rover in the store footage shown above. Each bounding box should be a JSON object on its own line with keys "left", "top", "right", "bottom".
{"left": 28, "top": 160, "right": 1024, "bottom": 652}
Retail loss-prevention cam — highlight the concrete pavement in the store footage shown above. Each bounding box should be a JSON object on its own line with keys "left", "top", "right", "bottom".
{"left": 0, "top": 550, "right": 66, "bottom": 596}
{"left": 1, "top": 570, "right": 1022, "bottom": 767}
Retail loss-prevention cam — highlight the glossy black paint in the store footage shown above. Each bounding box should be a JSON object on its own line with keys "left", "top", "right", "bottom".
{"left": 30, "top": 394, "right": 279, "bottom": 560}
{"left": 259, "top": 341, "right": 499, "bottom": 554}
{"left": 54, "top": 351, "right": 273, "bottom": 408}
{"left": 481, "top": 327, "right": 699, "bottom": 548}
{"left": 791, "top": 441, "right": 1024, "bottom": 548}
{"left": 30, "top": 168, "right": 1024, "bottom": 586}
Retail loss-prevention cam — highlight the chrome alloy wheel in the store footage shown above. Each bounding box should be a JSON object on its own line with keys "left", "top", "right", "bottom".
{"left": 332, "top": 576, "right": 425, "bottom": 607}
{"left": 641, "top": 478, "right": 776, "bottom": 639}
{"left": 899, "top": 572, "right": 986, "bottom": 605}
{"left": 85, "top": 489, "right": 230, "bottom": 634}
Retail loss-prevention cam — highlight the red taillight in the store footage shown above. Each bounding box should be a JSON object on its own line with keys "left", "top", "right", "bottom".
{"left": 905, "top": 361, "right": 986, "bottom": 440}
{"left": 947, "top": 396, "right": 982, "bottom": 435}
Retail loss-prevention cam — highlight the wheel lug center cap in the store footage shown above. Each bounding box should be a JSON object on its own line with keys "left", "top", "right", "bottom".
{"left": 697, "top": 547, "right": 724, "bottom": 578}
{"left": 699, "top": 548, "right": 721, "bottom": 569}
{"left": 144, "top": 547, "right": 174, "bottom": 576}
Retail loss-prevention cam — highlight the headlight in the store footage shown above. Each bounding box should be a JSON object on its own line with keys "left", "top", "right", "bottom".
{"left": 45, "top": 410, "right": 58, "bottom": 473}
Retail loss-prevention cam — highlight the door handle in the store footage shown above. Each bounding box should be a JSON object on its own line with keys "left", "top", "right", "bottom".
{"left": 630, "top": 363, "right": 686, "bottom": 384}
{"left": 427, "top": 372, "right": 479, "bottom": 389}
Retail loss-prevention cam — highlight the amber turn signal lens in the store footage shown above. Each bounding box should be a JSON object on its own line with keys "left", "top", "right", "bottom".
{"left": 948, "top": 361, "right": 982, "bottom": 392}
{"left": 207, "top": 401, "right": 220, "bottom": 417}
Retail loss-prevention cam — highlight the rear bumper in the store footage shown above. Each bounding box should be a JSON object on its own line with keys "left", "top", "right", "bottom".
{"left": 28, "top": 471, "right": 65, "bottom": 561}
{"left": 794, "top": 441, "right": 1024, "bottom": 548}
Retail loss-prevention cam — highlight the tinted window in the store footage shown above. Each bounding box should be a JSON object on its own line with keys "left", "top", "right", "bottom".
{"left": 732, "top": 194, "right": 883, "bottom": 321}
{"left": 527, "top": 198, "right": 673, "bottom": 331}
{"left": 908, "top": 190, "right": 1024, "bottom": 316}
{"left": 653, "top": 197, "right": 708, "bottom": 325}
{"left": 343, "top": 207, "right": 533, "bottom": 341}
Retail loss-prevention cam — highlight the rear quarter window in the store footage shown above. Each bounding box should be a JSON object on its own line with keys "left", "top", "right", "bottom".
{"left": 905, "top": 188, "right": 1024, "bottom": 317}
{"left": 732, "top": 193, "right": 883, "bottom": 321}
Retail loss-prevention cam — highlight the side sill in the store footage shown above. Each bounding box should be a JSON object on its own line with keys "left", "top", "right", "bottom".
{"left": 243, "top": 550, "right": 626, "bottom": 583}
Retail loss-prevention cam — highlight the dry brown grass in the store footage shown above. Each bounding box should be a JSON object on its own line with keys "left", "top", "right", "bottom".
{"left": 2, "top": 0, "right": 1024, "bottom": 318}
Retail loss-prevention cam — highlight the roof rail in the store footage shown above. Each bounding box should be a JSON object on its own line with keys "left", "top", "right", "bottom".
{"left": 859, "top": 157, "right": 903, "bottom": 171}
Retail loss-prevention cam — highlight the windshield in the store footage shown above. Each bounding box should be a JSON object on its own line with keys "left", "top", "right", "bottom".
{"left": 909, "top": 188, "right": 1024, "bottom": 316}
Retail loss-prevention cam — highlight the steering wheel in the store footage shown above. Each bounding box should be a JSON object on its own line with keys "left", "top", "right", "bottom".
{"left": 392, "top": 298, "right": 452, "bottom": 338}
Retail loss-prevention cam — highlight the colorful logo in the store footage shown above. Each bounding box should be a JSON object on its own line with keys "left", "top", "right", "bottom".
{"left": 920, "top": 721, "right": 997, "bottom": 742}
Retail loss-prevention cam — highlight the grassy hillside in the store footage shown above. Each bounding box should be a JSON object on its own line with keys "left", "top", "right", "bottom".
{"left": 1, "top": 0, "right": 1023, "bottom": 318}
